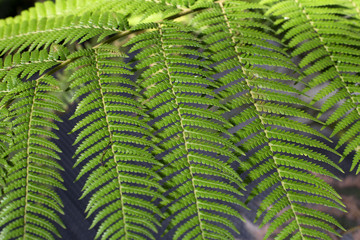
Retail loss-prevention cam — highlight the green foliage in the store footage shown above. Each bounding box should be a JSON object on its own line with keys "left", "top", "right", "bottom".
{"left": 126, "top": 21, "right": 246, "bottom": 239}
{"left": 192, "top": 1, "right": 346, "bottom": 239}
{"left": 261, "top": 0, "right": 360, "bottom": 175}
{"left": 68, "top": 44, "right": 164, "bottom": 240}
{"left": 0, "top": 47, "right": 67, "bottom": 239}
{"left": 0, "top": 0, "right": 359, "bottom": 239}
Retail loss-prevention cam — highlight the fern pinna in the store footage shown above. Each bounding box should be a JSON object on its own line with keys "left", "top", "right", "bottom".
{"left": 0, "top": 0, "right": 360, "bottom": 239}
{"left": 193, "top": 1, "right": 345, "bottom": 239}
{"left": 261, "top": 0, "right": 360, "bottom": 174}
{"left": 67, "top": 45, "right": 163, "bottom": 240}
{"left": 126, "top": 21, "right": 247, "bottom": 239}
{"left": 0, "top": 9, "right": 127, "bottom": 55}
{"left": 0, "top": 48, "right": 68, "bottom": 239}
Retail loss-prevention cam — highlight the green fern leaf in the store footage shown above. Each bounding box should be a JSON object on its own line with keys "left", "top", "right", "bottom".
{"left": 0, "top": 11, "right": 128, "bottom": 54}
{"left": 67, "top": 44, "right": 162, "bottom": 240}
{"left": 0, "top": 48, "right": 68, "bottom": 239}
{"left": 0, "top": 107, "right": 12, "bottom": 200}
{"left": 192, "top": 1, "right": 345, "bottom": 239}
{"left": 127, "top": 21, "right": 246, "bottom": 239}
{"left": 261, "top": 0, "right": 360, "bottom": 174}
{"left": 0, "top": 0, "right": 355, "bottom": 239}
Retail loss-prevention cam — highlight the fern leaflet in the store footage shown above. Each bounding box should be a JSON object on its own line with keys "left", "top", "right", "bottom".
{"left": 261, "top": 0, "right": 360, "bottom": 174}
{"left": 192, "top": 1, "right": 345, "bottom": 239}
{"left": 126, "top": 21, "right": 247, "bottom": 240}
{"left": 0, "top": 48, "right": 67, "bottom": 239}
{"left": 0, "top": 11, "right": 128, "bottom": 54}
{"left": 68, "top": 45, "right": 163, "bottom": 240}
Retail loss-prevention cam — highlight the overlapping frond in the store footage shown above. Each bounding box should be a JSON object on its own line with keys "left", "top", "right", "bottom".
{"left": 0, "top": 47, "right": 68, "bottom": 239}
{"left": 0, "top": 47, "right": 68, "bottom": 86}
{"left": 126, "top": 21, "right": 246, "bottom": 240}
{"left": 0, "top": 107, "right": 11, "bottom": 199}
{"left": 261, "top": 0, "right": 360, "bottom": 174}
{"left": 0, "top": 10, "right": 128, "bottom": 54}
{"left": 0, "top": 0, "right": 356, "bottom": 239}
{"left": 3, "top": 0, "right": 167, "bottom": 28}
{"left": 67, "top": 44, "right": 162, "bottom": 240}
{"left": 75, "top": 0, "right": 180, "bottom": 26}
{"left": 192, "top": 1, "right": 345, "bottom": 239}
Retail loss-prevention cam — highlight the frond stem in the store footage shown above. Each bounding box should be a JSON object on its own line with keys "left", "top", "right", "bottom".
{"left": 0, "top": 25, "right": 121, "bottom": 43}
{"left": 23, "top": 72, "right": 41, "bottom": 240}
{"left": 0, "top": 59, "right": 64, "bottom": 73}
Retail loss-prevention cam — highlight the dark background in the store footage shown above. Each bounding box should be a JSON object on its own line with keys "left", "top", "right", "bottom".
{"left": 1, "top": 1, "right": 359, "bottom": 239}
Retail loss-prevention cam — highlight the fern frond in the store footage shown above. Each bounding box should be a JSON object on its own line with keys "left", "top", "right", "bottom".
{"left": 49, "top": 0, "right": 180, "bottom": 27}
{"left": 0, "top": 0, "right": 354, "bottom": 239}
{"left": 67, "top": 44, "right": 162, "bottom": 240}
{"left": 83, "top": 0, "right": 180, "bottom": 26}
{"left": 0, "top": 49, "right": 67, "bottom": 239}
{"left": 261, "top": 0, "right": 360, "bottom": 174}
{"left": 192, "top": 1, "right": 345, "bottom": 239}
{"left": 0, "top": 107, "right": 11, "bottom": 199}
{"left": 0, "top": 11, "right": 128, "bottom": 54}
{"left": 127, "top": 21, "right": 246, "bottom": 240}
{"left": 0, "top": 47, "right": 68, "bottom": 85}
